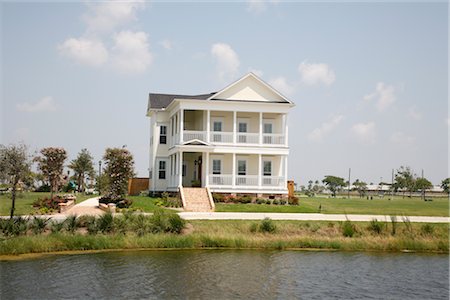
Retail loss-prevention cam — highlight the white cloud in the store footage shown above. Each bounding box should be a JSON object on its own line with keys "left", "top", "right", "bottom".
{"left": 408, "top": 105, "right": 422, "bottom": 120}
{"left": 16, "top": 96, "right": 57, "bottom": 113}
{"left": 159, "top": 39, "right": 172, "bottom": 50}
{"left": 363, "top": 82, "right": 396, "bottom": 112}
{"left": 269, "top": 77, "right": 295, "bottom": 96}
{"left": 83, "top": 1, "right": 145, "bottom": 33}
{"left": 390, "top": 131, "right": 415, "bottom": 145}
{"left": 58, "top": 37, "right": 108, "bottom": 66}
{"left": 247, "top": 0, "right": 267, "bottom": 14}
{"left": 211, "top": 43, "right": 240, "bottom": 82}
{"left": 351, "top": 121, "right": 376, "bottom": 144}
{"left": 298, "top": 62, "right": 335, "bottom": 86}
{"left": 308, "top": 115, "right": 344, "bottom": 142}
{"left": 111, "top": 30, "right": 152, "bottom": 73}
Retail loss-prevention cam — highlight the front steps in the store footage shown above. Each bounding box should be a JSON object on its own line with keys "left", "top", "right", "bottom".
{"left": 180, "top": 187, "right": 215, "bottom": 212}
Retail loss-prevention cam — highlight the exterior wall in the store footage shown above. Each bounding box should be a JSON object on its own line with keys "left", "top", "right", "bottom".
{"left": 210, "top": 111, "right": 233, "bottom": 132}
{"left": 128, "top": 178, "right": 150, "bottom": 196}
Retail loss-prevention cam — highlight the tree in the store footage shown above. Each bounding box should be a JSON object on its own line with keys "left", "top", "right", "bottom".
{"left": 322, "top": 175, "right": 346, "bottom": 197}
{"left": 352, "top": 179, "right": 368, "bottom": 198}
{"left": 103, "top": 148, "right": 135, "bottom": 198}
{"left": 415, "top": 177, "right": 433, "bottom": 200}
{"left": 35, "top": 147, "right": 67, "bottom": 198}
{"left": 394, "top": 166, "right": 416, "bottom": 197}
{"left": 69, "top": 148, "right": 95, "bottom": 192}
{"left": 441, "top": 178, "right": 450, "bottom": 195}
{"left": 0, "top": 144, "right": 32, "bottom": 218}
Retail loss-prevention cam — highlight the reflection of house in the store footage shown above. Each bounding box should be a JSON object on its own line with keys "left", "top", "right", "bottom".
{"left": 147, "top": 73, "right": 294, "bottom": 197}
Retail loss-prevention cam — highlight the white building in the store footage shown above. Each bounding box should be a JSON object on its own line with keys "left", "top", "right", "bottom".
{"left": 147, "top": 73, "right": 294, "bottom": 199}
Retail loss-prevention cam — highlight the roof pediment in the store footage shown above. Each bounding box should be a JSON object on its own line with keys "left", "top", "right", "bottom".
{"left": 209, "top": 73, "right": 293, "bottom": 104}
{"left": 182, "top": 139, "right": 211, "bottom": 146}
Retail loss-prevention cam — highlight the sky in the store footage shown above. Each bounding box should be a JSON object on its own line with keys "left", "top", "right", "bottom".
{"left": 0, "top": 1, "right": 448, "bottom": 186}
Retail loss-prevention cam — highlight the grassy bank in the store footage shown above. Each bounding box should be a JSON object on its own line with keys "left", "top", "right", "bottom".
{"left": 0, "top": 192, "right": 92, "bottom": 216}
{"left": 215, "top": 195, "right": 449, "bottom": 217}
{"left": 1, "top": 219, "right": 447, "bottom": 256}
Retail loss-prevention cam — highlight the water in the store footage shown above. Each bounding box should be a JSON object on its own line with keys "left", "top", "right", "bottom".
{"left": 1, "top": 250, "right": 448, "bottom": 299}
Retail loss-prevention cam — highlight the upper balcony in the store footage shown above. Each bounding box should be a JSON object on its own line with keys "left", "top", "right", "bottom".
{"left": 168, "top": 110, "right": 288, "bottom": 147}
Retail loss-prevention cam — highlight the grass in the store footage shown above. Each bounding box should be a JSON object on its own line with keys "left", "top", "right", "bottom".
{"left": 0, "top": 192, "right": 92, "bottom": 216}
{"left": 127, "top": 196, "right": 173, "bottom": 213}
{"left": 216, "top": 195, "right": 449, "bottom": 217}
{"left": 0, "top": 220, "right": 448, "bottom": 256}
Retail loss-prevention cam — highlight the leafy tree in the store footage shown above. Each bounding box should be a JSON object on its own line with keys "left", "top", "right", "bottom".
{"left": 35, "top": 147, "right": 67, "bottom": 198}
{"left": 103, "top": 148, "right": 135, "bottom": 198}
{"left": 394, "top": 166, "right": 416, "bottom": 197}
{"left": 352, "top": 179, "right": 368, "bottom": 198}
{"left": 322, "top": 175, "right": 346, "bottom": 197}
{"left": 415, "top": 177, "right": 432, "bottom": 191}
{"left": 69, "top": 148, "right": 95, "bottom": 192}
{"left": 441, "top": 178, "right": 450, "bottom": 195}
{"left": 0, "top": 144, "right": 32, "bottom": 218}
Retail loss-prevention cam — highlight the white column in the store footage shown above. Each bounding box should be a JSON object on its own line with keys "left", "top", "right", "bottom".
{"left": 205, "top": 152, "right": 210, "bottom": 186}
{"left": 232, "top": 153, "right": 236, "bottom": 188}
{"left": 258, "top": 154, "right": 262, "bottom": 188}
{"left": 233, "top": 111, "right": 237, "bottom": 144}
{"left": 283, "top": 114, "right": 288, "bottom": 146}
{"left": 178, "top": 152, "right": 183, "bottom": 187}
{"left": 206, "top": 110, "right": 210, "bottom": 143}
{"left": 284, "top": 155, "right": 288, "bottom": 186}
{"left": 259, "top": 112, "right": 263, "bottom": 145}
{"left": 179, "top": 109, "right": 184, "bottom": 144}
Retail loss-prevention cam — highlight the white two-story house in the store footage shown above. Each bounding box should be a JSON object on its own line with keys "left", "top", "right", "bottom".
{"left": 147, "top": 73, "right": 294, "bottom": 199}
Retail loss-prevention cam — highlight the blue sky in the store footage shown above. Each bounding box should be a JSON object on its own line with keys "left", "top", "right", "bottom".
{"left": 1, "top": 1, "right": 448, "bottom": 185}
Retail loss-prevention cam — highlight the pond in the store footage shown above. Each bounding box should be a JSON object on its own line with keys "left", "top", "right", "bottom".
{"left": 1, "top": 250, "right": 448, "bottom": 299}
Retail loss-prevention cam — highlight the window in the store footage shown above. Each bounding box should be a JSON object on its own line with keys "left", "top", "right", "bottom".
{"left": 213, "top": 121, "right": 222, "bottom": 142}
{"left": 238, "top": 160, "right": 247, "bottom": 175}
{"left": 159, "top": 126, "right": 167, "bottom": 144}
{"left": 158, "top": 160, "right": 166, "bottom": 179}
{"left": 182, "top": 163, "right": 187, "bottom": 177}
{"left": 263, "top": 123, "right": 272, "bottom": 134}
{"left": 238, "top": 122, "right": 247, "bottom": 143}
{"left": 238, "top": 122, "right": 247, "bottom": 133}
{"left": 263, "top": 123, "right": 273, "bottom": 144}
{"left": 263, "top": 161, "right": 272, "bottom": 176}
{"left": 212, "top": 159, "right": 221, "bottom": 175}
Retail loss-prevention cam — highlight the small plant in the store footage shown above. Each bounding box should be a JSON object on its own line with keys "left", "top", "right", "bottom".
{"left": 167, "top": 213, "right": 186, "bottom": 234}
{"left": 237, "top": 195, "right": 252, "bottom": 204}
{"left": 97, "top": 212, "right": 114, "bottom": 233}
{"left": 0, "top": 217, "right": 28, "bottom": 236}
{"left": 65, "top": 215, "right": 79, "bottom": 234}
{"left": 260, "top": 218, "right": 276, "bottom": 233}
{"left": 279, "top": 199, "right": 287, "bottom": 205}
{"left": 50, "top": 220, "right": 65, "bottom": 233}
{"left": 390, "top": 216, "right": 397, "bottom": 236}
{"left": 256, "top": 198, "right": 266, "bottom": 205}
{"left": 342, "top": 220, "right": 355, "bottom": 237}
{"left": 212, "top": 193, "right": 225, "bottom": 203}
{"left": 30, "top": 217, "right": 50, "bottom": 234}
{"left": 273, "top": 199, "right": 280, "bottom": 205}
{"left": 367, "top": 219, "right": 384, "bottom": 235}
{"left": 402, "top": 216, "right": 413, "bottom": 234}
{"left": 113, "top": 215, "right": 128, "bottom": 234}
{"left": 249, "top": 223, "right": 258, "bottom": 232}
{"left": 132, "top": 214, "right": 150, "bottom": 236}
{"left": 288, "top": 196, "right": 299, "bottom": 205}
{"left": 420, "top": 224, "right": 434, "bottom": 235}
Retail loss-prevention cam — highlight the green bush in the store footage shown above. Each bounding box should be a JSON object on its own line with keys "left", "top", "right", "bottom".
{"left": 279, "top": 199, "right": 287, "bottom": 205}
{"left": 342, "top": 220, "right": 355, "bottom": 237}
{"left": 99, "top": 194, "right": 133, "bottom": 208}
{"left": 29, "top": 217, "right": 50, "bottom": 234}
{"left": 212, "top": 193, "right": 225, "bottom": 202}
{"left": 65, "top": 215, "right": 79, "bottom": 234}
{"left": 97, "top": 212, "right": 114, "bottom": 233}
{"left": 420, "top": 224, "right": 434, "bottom": 235}
{"left": 273, "top": 199, "right": 280, "bottom": 205}
{"left": 237, "top": 195, "right": 252, "bottom": 204}
{"left": 167, "top": 213, "right": 186, "bottom": 234}
{"left": 288, "top": 196, "right": 299, "bottom": 205}
{"left": 0, "top": 217, "right": 28, "bottom": 236}
{"left": 368, "top": 219, "right": 384, "bottom": 235}
{"left": 132, "top": 214, "right": 150, "bottom": 237}
{"left": 50, "top": 221, "right": 65, "bottom": 233}
{"left": 249, "top": 223, "right": 258, "bottom": 233}
{"left": 256, "top": 198, "right": 266, "bottom": 204}
{"left": 260, "top": 218, "right": 276, "bottom": 233}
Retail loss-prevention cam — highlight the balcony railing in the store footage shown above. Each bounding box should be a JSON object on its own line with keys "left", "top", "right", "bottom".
{"left": 174, "top": 130, "right": 286, "bottom": 146}
{"left": 208, "top": 174, "right": 285, "bottom": 189}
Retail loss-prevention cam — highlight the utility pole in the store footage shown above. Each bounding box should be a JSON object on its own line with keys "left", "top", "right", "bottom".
{"left": 348, "top": 168, "right": 351, "bottom": 199}
{"left": 98, "top": 160, "right": 102, "bottom": 195}
{"left": 391, "top": 169, "right": 394, "bottom": 200}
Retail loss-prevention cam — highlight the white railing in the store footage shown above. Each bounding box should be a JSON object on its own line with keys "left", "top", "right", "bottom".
{"left": 235, "top": 175, "right": 259, "bottom": 186}
{"left": 263, "top": 134, "right": 285, "bottom": 145}
{"left": 210, "top": 132, "right": 233, "bottom": 143}
{"left": 209, "top": 174, "right": 233, "bottom": 186}
{"left": 262, "top": 176, "right": 285, "bottom": 187}
{"left": 237, "top": 133, "right": 259, "bottom": 144}
{"left": 184, "top": 130, "right": 206, "bottom": 142}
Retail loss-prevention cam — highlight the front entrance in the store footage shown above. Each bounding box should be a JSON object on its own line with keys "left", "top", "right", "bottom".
{"left": 182, "top": 152, "right": 203, "bottom": 187}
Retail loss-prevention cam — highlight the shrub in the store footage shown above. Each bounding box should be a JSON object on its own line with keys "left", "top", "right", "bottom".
{"left": 212, "top": 193, "right": 225, "bottom": 202}
{"left": 368, "top": 219, "right": 384, "bottom": 235}
{"left": 97, "top": 212, "right": 114, "bottom": 233}
{"left": 0, "top": 217, "right": 28, "bottom": 236}
{"left": 167, "top": 213, "right": 186, "bottom": 234}
{"left": 273, "top": 199, "right": 280, "bottom": 205}
{"left": 29, "top": 217, "right": 50, "bottom": 234}
{"left": 65, "top": 215, "right": 79, "bottom": 234}
{"left": 50, "top": 220, "right": 65, "bottom": 233}
{"left": 99, "top": 194, "right": 133, "bottom": 208}
{"left": 279, "top": 199, "right": 287, "bottom": 205}
{"left": 35, "top": 184, "right": 51, "bottom": 192}
{"left": 249, "top": 223, "right": 258, "bottom": 232}
{"left": 420, "top": 224, "right": 434, "bottom": 235}
{"left": 237, "top": 195, "right": 252, "bottom": 204}
{"left": 288, "top": 196, "right": 299, "bottom": 205}
{"left": 113, "top": 215, "right": 128, "bottom": 234}
{"left": 256, "top": 198, "right": 266, "bottom": 205}
{"left": 260, "top": 218, "right": 276, "bottom": 233}
{"left": 342, "top": 220, "right": 355, "bottom": 237}
{"left": 33, "top": 195, "right": 68, "bottom": 210}
{"left": 132, "top": 214, "right": 150, "bottom": 237}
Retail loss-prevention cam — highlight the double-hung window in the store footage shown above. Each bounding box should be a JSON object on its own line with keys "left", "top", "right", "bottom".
{"left": 158, "top": 161, "right": 166, "bottom": 179}
{"left": 213, "top": 121, "right": 222, "bottom": 142}
{"left": 263, "top": 122, "right": 273, "bottom": 144}
{"left": 237, "top": 160, "right": 247, "bottom": 185}
{"left": 263, "top": 160, "right": 272, "bottom": 185}
{"left": 159, "top": 126, "right": 167, "bottom": 144}
{"left": 212, "top": 159, "right": 222, "bottom": 184}
{"left": 238, "top": 122, "right": 247, "bottom": 143}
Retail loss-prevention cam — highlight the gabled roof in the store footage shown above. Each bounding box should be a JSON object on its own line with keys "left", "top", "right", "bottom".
{"left": 148, "top": 93, "right": 214, "bottom": 110}
{"left": 147, "top": 73, "right": 294, "bottom": 112}
{"left": 182, "top": 139, "right": 211, "bottom": 146}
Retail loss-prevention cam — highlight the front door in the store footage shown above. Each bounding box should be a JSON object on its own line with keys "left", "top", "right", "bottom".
{"left": 197, "top": 155, "right": 202, "bottom": 186}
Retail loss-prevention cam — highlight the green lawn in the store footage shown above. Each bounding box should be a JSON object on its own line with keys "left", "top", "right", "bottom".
{"left": 127, "top": 196, "right": 173, "bottom": 213}
{"left": 0, "top": 192, "right": 92, "bottom": 216}
{"left": 215, "top": 195, "right": 449, "bottom": 217}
